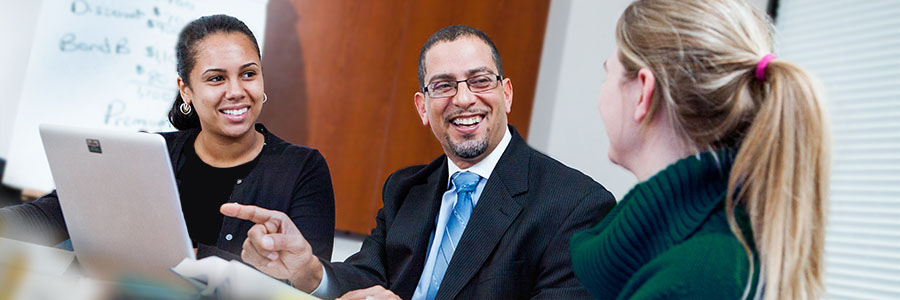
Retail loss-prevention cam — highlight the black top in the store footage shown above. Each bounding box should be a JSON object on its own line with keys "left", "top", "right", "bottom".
{"left": 179, "top": 133, "right": 260, "bottom": 247}
{"left": 0, "top": 124, "right": 335, "bottom": 261}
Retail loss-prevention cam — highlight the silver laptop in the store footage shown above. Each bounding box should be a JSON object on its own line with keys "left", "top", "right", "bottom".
{"left": 38, "top": 124, "right": 195, "bottom": 283}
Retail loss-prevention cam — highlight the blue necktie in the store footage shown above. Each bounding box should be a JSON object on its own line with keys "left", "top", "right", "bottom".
{"left": 426, "top": 171, "right": 480, "bottom": 300}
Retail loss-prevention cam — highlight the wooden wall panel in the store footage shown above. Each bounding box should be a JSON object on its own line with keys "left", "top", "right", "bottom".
{"left": 260, "top": 0, "right": 550, "bottom": 234}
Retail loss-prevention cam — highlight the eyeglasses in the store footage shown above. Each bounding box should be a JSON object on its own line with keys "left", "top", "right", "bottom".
{"left": 423, "top": 74, "right": 502, "bottom": 98}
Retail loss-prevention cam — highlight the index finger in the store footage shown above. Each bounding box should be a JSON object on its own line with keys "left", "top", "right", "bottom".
{"left": 220, "top": 203, "right": 285, "bottom": 225}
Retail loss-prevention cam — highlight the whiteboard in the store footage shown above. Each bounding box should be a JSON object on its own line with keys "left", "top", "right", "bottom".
{"left": 3, "top": 0, "right": 269, "bottom": 191}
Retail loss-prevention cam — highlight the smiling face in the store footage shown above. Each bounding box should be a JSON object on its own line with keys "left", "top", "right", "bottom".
{"left": 414, "top": 37, "right": 513, "bottom": 168}
{"left": 178, "top": 32, "right": 264, "bottom": 139}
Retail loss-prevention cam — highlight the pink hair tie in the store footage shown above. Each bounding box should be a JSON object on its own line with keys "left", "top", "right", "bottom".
{"left": 755, "top": 54, "right": 776, "bottom": 81}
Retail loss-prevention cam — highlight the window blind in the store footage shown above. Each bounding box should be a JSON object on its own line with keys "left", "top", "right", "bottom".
{"left": 776, "top": 1, "right": 900, "bottom": 299}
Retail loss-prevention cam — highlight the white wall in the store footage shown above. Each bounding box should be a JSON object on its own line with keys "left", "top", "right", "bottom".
{"left": 529, "top": 0, "right": 769, "bottom": 199}
{"left": 528, "top": 0, "right": 636, "bottom": 199}
{"left": 0, "top": 1, "right": 42, "bottom": 159}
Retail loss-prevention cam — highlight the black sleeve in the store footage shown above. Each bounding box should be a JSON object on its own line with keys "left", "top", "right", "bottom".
{"left": 323, "top": 172, "right": 400, "bottom": 294}
{"left": 531, "top": 186, "right": 616, "bottom": 299}
{"left": 289, "top": 150, "right": 335, "bottom": 261}
{"left": 0, "top": 191, "right": 70, "bottom": 246}
{"left": 196, "top": 242, "right": 242, "bottom": 261}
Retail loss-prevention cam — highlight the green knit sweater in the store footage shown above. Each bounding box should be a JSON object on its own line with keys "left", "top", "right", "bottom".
{"left": 570, "top": 150, "right": 759, "bottom": 299}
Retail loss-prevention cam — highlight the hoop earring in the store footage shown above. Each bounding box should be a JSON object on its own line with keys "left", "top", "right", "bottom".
{"left": 180, "top": 102, "right": 192, "bottom": 115}
{"left": 262, "top": 93, "right": 268, "bottom": 104}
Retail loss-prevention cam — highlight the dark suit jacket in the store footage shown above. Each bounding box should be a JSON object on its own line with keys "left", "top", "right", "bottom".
{"left": 325, "top": 126, "right": 616, "bottom": 299}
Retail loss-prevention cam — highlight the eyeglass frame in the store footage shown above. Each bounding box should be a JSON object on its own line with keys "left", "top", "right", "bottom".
{"left": 421, "top": 74, "right": 503, "bottom": 98}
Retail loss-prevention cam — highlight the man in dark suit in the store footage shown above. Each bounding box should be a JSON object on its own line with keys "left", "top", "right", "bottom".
{"left": 221, "top": 25, "right": 616, "bottom": 300}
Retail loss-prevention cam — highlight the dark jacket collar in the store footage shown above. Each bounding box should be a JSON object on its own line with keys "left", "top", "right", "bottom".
{"left": 390, "top": 125, "right": 530, "bottom": 299}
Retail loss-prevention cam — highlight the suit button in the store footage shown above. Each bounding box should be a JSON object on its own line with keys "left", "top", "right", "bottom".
{"left": 225, "top": 234, "right": 233, "bottom": 241}
{"left": 236, "top": 179, "right": 243, "bottom": 185}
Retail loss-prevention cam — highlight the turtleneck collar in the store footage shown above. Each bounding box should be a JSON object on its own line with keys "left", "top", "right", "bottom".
{"left": 570, "top": 149, "right": 737, "bottom": 298}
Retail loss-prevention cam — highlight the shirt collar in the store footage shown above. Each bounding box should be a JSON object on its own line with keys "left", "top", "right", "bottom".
{"left": 446, "top": 126, "right": 512, "bottom": 187}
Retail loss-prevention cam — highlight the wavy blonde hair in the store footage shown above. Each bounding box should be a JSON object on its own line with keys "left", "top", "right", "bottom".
{"left": 615, "top": 0, "right": 830, "bottom": 299}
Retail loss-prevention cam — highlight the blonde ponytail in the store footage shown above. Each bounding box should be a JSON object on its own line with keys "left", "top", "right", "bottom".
{"left": 615, "top": 0, "right": 831, "bottom": 298}
{"left": 728, "top": 60, "right": 830, "bottom": 299}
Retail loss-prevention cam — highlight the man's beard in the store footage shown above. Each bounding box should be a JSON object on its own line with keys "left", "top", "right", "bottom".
{"left": 446, "top": 132, "right": 489, "bottom": 159}
{"left": 441, "top": 106, "right": 492, "bottom": 159}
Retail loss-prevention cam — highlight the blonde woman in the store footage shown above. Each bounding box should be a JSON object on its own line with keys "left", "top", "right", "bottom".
{"left": 569, "top": 0, "right": 830, "bottom": 299}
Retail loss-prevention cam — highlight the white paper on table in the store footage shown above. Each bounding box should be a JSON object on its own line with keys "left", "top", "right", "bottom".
{"left": 171, "top": 256, "right": 320, "bottom": 300}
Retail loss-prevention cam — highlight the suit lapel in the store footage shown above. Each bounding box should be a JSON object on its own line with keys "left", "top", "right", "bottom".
{"left": 389, "top": 158, "right": 448, "bottom": 298}
{"left": 436, "top": 127, "right": 530, "bottom": 300}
